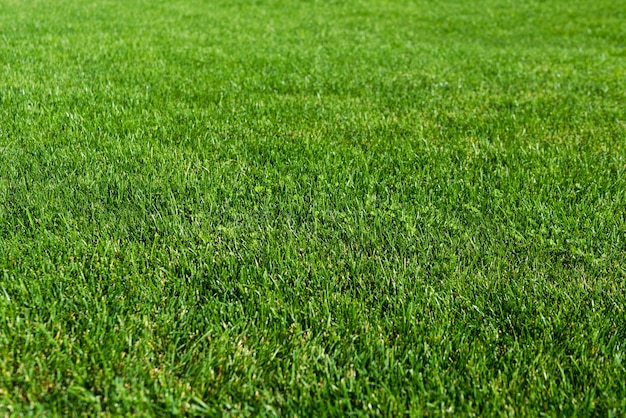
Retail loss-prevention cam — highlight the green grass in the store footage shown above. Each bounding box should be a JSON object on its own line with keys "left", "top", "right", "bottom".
{"left": 1, "top": 0, "right": 625, "bottom": 415}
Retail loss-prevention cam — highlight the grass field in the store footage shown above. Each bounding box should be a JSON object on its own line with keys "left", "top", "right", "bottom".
{"left": 1, "top": 0, "right": 625, "bottom": 415}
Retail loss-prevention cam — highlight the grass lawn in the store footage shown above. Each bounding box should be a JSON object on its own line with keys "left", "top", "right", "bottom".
{"left": 1, "top": 0, "right": 625, "bottom": 415}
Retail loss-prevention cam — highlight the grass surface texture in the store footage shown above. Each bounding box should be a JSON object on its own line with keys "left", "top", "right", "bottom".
{"left": 1, "top": 0, "right": 625, "bottom": 415}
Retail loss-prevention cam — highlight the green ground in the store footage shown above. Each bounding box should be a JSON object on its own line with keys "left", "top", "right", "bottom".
{"left": 1, "top": 0, "right": 625, "bottom": 415}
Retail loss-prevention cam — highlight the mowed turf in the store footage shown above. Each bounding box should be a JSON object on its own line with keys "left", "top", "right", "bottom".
{"left": 1, "top": 0, "right": 625, "bottom": 415}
